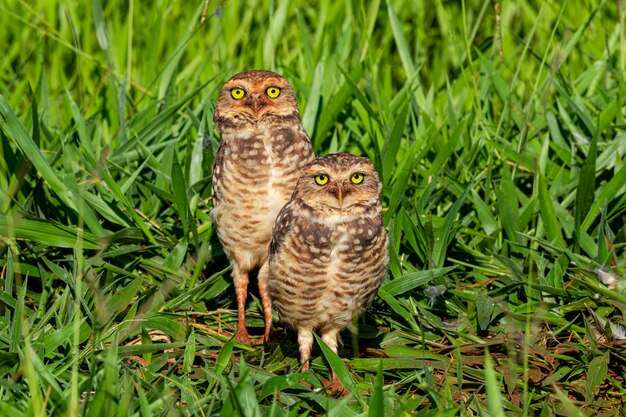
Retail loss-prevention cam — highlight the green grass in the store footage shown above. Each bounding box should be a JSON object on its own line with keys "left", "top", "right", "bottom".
{"left": 1, "top": 0, "right": 625, "bottom": 415}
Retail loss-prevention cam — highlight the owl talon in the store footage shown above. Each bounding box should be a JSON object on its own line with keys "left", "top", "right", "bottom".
{"left": 263, "top": 327, "right": 273, "bottom": 345}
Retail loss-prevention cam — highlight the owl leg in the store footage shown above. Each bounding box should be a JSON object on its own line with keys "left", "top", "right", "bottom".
{"left": 321, "top": 328, "right": 340, "bottom": 378}
{"left": 297, "top": 327, "right": 314, "bottom": 371}
{"left": 321, "top": 328, "right": 348, "bottom": 395}
{"left": 257, "top": 262, "right": 273, "bottom": 344}
{"left": 232, "top": 265, "right": 252, "bottom": 344}
{"left": 321, "top": 328, "right": 339, "bottom": 353}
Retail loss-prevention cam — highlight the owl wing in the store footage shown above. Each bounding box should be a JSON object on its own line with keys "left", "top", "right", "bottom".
{"left": 268, "top": 201, "right": 296, "bottom": 258}
{"left": 211, "top": 140, "right": 226, "bottom": 207}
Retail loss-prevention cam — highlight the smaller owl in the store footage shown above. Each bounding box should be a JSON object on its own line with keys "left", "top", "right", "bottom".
{"left": 259, "top": 153, "right": 388, "bottom": 380}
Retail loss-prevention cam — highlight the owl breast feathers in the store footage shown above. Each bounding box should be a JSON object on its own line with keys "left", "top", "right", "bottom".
{"left": 260, "top": 153, "right": 388, "bottom": 369}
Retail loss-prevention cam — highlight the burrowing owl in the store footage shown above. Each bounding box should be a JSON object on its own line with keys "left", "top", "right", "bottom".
{"left": 212, "top": 70, "right": 314, "bottom": 344}
{"left": 259, "top": 153, "right": 388, "bottom": 374}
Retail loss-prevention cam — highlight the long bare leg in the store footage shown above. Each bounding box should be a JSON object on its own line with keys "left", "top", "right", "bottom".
{"left": 321, "top": 328, "right": 346, "bottom": 394}
{"left": 298, "top": 327, "right": 314, "bottom": 371}
{"left": 232, "top": 264, "right": 251, "bottom": 344}
{"left": 257, "top": 262, "right": 273, "bottom": 344}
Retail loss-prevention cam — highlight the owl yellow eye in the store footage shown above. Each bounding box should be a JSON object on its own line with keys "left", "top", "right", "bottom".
{"left": 231, "top": 88, "right": 245, "bottom": 100}
{"left": 314, "top": 174, "right": 329, "bottom": 186}
{"left": 351, "top": 173, "right": 365, "bottom": 184}
{"left": 266, "top": 87, "right": 281, "bottom": 99}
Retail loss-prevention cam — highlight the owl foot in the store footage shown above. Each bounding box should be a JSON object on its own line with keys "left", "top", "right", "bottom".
{"left": 322, "top": 373, "right": 348, "bottom": 397}
{"left": 296, "top": 365, "right": 317, "bottom": 390}
{"left": 235, "top": 326, "right": 252, "bottom": 345}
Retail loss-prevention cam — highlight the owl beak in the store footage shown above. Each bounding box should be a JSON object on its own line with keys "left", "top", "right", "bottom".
{"left": 248, "top": 93, "right": 266, "bottom": 113}
{"left": 333, "top": 183, "right": 349, "bottom": 207}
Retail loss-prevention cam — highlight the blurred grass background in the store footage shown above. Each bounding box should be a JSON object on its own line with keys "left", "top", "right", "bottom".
{"left": 1, "top": 0, "right": 625, "bottom": 415}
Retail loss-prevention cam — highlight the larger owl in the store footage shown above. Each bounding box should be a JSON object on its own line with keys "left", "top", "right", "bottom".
{"left": 212, "top": 70, "right": 314, "bottom": 344}
{"left": 259, "top": 153, "right": 388, "bottom": 377}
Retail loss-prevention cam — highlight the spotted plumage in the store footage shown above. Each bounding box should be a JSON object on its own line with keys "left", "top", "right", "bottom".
{"left": 211, "top": 70, "right": 314, "bottom": 344}
{"left": 258, "top": 153, "right": 388, "bottom": 371}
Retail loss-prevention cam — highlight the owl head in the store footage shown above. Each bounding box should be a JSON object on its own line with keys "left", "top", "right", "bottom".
{"left": 214, "top": 70, "right": 300, "bottom": 130}
{"left": 293, "top": 153, "right": 382, "bottom": 217}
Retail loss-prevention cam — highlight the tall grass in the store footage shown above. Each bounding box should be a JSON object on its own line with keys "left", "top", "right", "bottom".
{"left": 1, "top": 0, "right": 625, "bottom": 415}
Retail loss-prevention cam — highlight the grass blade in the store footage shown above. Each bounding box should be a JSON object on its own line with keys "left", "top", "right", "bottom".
{"left": 484, "top": 349, "right": 505, "bottom": 417}
{"left": 431, "top": 183, "right": 471, "bottom": 268}
{"left": 314, "top": 333, "right": 359, "bottom": 399}
{"left": 575, "top": 132, "right": 597, "bottom": 253}
{"left": 366, "top": 361, "right": 384, "bottom": 417}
